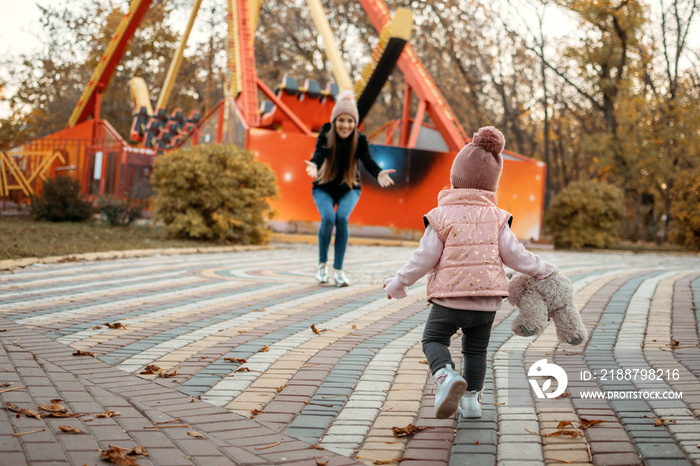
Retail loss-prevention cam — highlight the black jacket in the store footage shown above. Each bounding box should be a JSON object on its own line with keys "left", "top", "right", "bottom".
{"left": 309, "top": 123, "right": 383, "bottom": 198}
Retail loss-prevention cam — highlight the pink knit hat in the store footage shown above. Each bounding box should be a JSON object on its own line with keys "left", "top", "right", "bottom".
{"left": 330, "top": 90, "right": 359, "bottom": 123}
{"left": 450, "top": 126, "right": 505, "bottom": 192}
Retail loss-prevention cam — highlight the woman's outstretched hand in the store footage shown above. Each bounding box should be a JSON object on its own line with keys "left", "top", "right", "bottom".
{"left": 377, "top": 169, "right": 396, "bottom": 188}
{"left": 304, "top": 161, "right": 318, "bottom": 179}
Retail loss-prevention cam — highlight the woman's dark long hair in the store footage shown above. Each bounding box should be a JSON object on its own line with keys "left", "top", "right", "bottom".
{"left": 316, "top": 121, "right": 359, "bottom": 187}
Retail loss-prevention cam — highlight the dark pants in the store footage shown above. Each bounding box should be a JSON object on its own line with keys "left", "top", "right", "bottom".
{"left": 422, "top": 303, "right": 496, "bottom": 392}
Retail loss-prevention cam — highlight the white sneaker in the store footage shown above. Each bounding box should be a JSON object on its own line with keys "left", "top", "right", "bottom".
{"left": 459, "top": 390, "right": 483, "bottom": 418}
{"left": 315, "top": 263, "right": 329, "bottom": 284}
{"left": 433, "top": 365, "right": 467, "bottom": 419}
{"left": 333, "top": 269, "right": 350, "bottom": 287}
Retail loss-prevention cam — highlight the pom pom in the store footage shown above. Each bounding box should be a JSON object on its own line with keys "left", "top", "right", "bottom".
{"left": 336, "top": 89, "right": 355, "bottom": 102}
{"left": 472, "top": 126, "right": 505, "bottom": 155}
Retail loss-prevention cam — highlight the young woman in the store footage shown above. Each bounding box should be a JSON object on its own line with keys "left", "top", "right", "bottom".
{"left": 304, "top": 90, "right": 395, "bottom": 287}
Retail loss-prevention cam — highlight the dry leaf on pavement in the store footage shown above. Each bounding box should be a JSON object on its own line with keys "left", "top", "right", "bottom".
{"left": 391, "top": 424, "right": 434, "bottom": 437}
{"left": 105, "top": 322, "right": 127, "bottom": 329}
{"left": 58, "top": 425, "right": 84, "bottom": 433}
{"left": 224, "top": 357, "right": 246, "bottom": 363}
{"left": 140, "top": 365, "right": 160, "bottom": 374}
{"left": 99, "top": 445, "right": 148, "bottom": 466}
{"left": 579, "top": 417, "right": 605, "bottom": 429}
{"left": 38, "top": 403, "right": 68, "bottom": 413}
{"left": 4, "top": 403, "right": 42, "bottom": 420}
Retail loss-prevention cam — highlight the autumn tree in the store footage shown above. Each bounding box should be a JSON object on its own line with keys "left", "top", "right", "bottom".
{"left": 3, "top": 0, "right": 224, "bottom": 141}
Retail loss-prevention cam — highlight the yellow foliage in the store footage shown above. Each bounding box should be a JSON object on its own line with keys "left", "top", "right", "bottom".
{"left": 150, "top": 144, "right": 278, "bottom": 244}
{"left": 669, "top": 167, "right": 700, "bottom": 251}
{"left": 545, "top": 181, "right": 625, "bottom": 249}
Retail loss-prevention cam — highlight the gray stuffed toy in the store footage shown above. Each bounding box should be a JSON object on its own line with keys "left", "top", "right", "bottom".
{"left": 507, "top": 269, "right": 587, "bottom": 345}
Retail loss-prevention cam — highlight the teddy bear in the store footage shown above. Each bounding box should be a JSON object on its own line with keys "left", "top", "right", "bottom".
{"left": 507, "top": 269, "right": 587, "bottom": 345}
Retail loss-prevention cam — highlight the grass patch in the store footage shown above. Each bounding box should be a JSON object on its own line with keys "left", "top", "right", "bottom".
{"left": 0, "top": 216, "right": 222, "bottom": 261}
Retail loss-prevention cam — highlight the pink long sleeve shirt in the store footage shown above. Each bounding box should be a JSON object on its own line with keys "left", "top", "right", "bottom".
{"left": 384, "top": 224, "right": 554, "bottom": 311}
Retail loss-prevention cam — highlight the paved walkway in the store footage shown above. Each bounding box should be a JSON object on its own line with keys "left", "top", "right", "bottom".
{"left": 1, "top": 242, "right": 699, "bottom": 465}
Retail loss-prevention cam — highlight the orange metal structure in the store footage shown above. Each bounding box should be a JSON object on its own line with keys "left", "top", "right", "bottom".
{"left": 2, "top": 0, "right": 547, "bottom": 241}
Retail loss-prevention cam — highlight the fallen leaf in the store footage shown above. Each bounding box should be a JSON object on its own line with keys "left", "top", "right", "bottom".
{"left": 224, "top": 358, "right": 246, "bottom": 363}
{"left": 131, "top": 446, "right": 148, "bottom": 456}
{"left": 258, "top": 345, "right": 269, "bottom": 353}
{"left": 187, "top": 431, "right": 203, "bottom": 438}
{"left": 58, "top": 425, "right": 83, "bottom": 433}
{"left": 311, "top": 444, "right": 325, "bottom": 450}
{"left": 72, "top": 350, "right": 95, "bottom": 358}
{"left": 105, "top": 322, "right": 127, "bottom": 330}
{"left": 12, "top": 428, "right": 45, "bottom": 437}
{"left": 255, "top": 440, "right": 280, "bottom": 450}
{"left": 475, "top": 441, "right": 480, "bottom": 445}
{"left": 644, "top": 414, "right": 675, "bottom": 426}
{"left": 4, "top": 402, "right": 42, "bottom": 419}
{"left": 544, "top": 429, "right": 582, "bottom": 438}
{"left": 311, "top": 324, "right": 320, "bottom": 334}
{"left": 140, "top": 365, "right": 160, "bottom": 374}
{"left": 277, "top": 385, "right": 287, "bottom": 392}
{"left": 351, "top": 325, "right": 357, "bottom": 329}
{"left": 556, "top": 392, "right": 571, "bottom": 398}
{"left": 235, "top": 367, "right": 250, "bottom": 373}
{"left": 50, "top": 399, "right": 64, "bottom": 403}
{"left": 419, "top": 360, "right": 428, "bottom": 364}
{"left": 97, "top": 410, "right": 121, "bottom": 418}
{"left": 44, "top": 411, "right": 85, "bottom": 418}
{"left": 99, "top": 445, "right": 147, "bottom": 466}
{"left": 92, "top": 325, "right": 103, "bottom": 330}
{"left": 557, "top": 421, "right": 573, "bottom": 429}
{"left": 158, "top": 369, "right": 178, "bottom": 378}
{"left": 38, "top": 403, "right": 67, "bottom": 413}
{"left": 391, "top": 424, "right": 434, "bottom": 437}
{"left": 252, "top": 308, "right": 266, "bottom": 312}
{"left": 314, "top": 458, "right": 329, "bottom": 466}
{"left": 579, "top": 418, "right": 605, "bottom": 429}
{"left": 373, "top": 458, "right": 410, "bottom": 465}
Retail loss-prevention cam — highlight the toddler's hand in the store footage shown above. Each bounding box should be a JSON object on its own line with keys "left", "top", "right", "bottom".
{"left": 383, "top": 277, "right": 407, "bottom": 299}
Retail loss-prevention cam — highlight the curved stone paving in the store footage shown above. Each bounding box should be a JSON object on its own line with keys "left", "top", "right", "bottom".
{"left": 2, "top": 243, "right": 700, "bottom": 465}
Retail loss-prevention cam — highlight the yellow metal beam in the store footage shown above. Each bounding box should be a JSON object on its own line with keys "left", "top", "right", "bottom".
{"left": 155, "top": 0, "right": 203, "bottom": 111}
{"left": 129, "top": 77, "right": 154, "bottom": 115}
{"left": 227, "top": 0, "right": 242, "bottom": 97}
{"left": 248, "top": 0, "right": 263, "bottom": 45}
{"left": 305, "top": 0, "right": 353, "bottom": 91}
{"left": 0, "top": 151, "right": 33, "bottom": 196}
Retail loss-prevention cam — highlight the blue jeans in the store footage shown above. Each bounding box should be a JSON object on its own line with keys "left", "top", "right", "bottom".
{"left": 312, "top": 188, "right": 360, "bottom": 270}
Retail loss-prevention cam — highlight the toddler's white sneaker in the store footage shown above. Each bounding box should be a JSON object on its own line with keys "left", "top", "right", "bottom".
{"left": 458, "top": 389, "right": 483, "bottom": 418}
{"left": 433, "top": 365, "right": 467, "bottom": 419}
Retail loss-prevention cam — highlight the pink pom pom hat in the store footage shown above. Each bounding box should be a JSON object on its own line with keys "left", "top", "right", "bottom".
{"left": 450, "top": 126, "right": 506, "bottom": 192}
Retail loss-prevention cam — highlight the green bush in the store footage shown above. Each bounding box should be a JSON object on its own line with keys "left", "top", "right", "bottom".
{"left": 98, "top": 197, "right": 144, "bottom": 226}
{"left": 31, "top": 176, "right": 93, "bottom": 222}
{"left": 545, "top": 180, "right": 625, "bottom": 249}
{"left": 669, "top": 166, "right": 700, "bottom": 250}
{"left": 150, "top": 144, "right": 278, "bottom": 244}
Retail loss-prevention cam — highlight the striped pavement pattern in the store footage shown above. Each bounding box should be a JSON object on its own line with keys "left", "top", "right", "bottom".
{"left": 2, "top": 243, "right": 700, "bottom": 465}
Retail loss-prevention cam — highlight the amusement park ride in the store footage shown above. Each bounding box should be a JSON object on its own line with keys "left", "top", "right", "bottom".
{"left": 1, "top": 0, "right": 547, "bottom": 240}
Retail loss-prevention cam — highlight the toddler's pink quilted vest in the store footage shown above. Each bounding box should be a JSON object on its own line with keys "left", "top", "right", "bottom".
{"left": 424, "top": 189, "right": 511, "bottom": 300}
